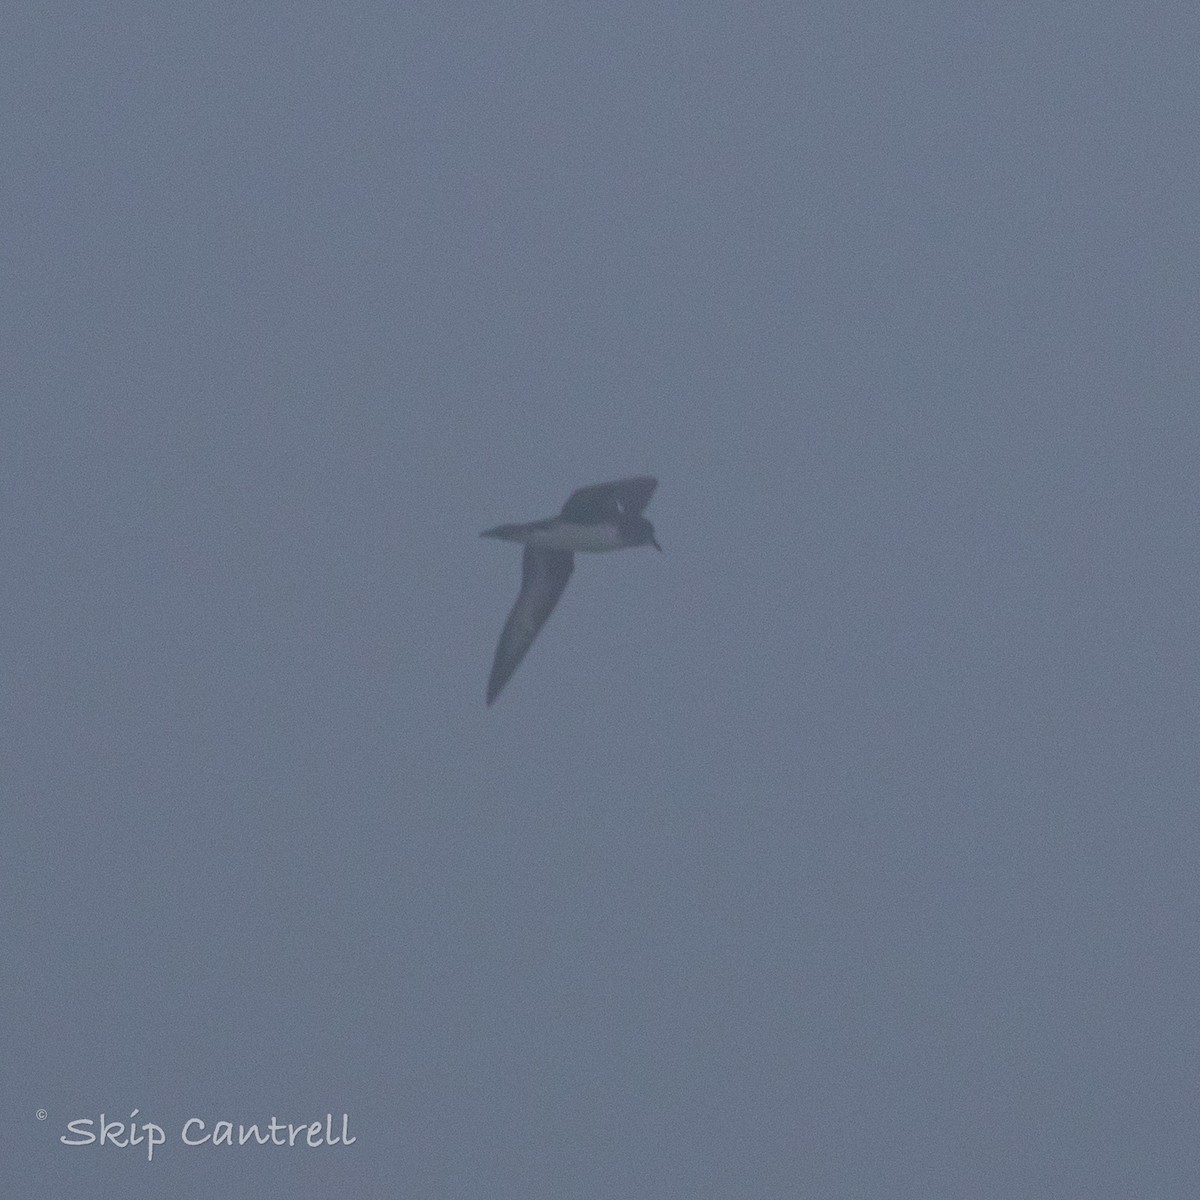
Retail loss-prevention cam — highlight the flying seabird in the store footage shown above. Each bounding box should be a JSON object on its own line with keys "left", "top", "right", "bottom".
{"left": 481, "top": 476, "right": 661, "bottom": 705}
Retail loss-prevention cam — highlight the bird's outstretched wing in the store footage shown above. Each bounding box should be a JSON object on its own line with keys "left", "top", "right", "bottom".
{"left": 560, "top": 476, "right": 657, "bottom": 522}
{"left": 487, "top": 547, "right": 574, "bottom": 705}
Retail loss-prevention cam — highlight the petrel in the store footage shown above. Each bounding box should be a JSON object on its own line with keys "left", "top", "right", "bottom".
{"left": 481, "top": 476, "right": 661, "bottom": 705}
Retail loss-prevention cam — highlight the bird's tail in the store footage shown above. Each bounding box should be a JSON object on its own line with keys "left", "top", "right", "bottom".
{"left": 480, "top": 524, "right": 525, "bottom": 542}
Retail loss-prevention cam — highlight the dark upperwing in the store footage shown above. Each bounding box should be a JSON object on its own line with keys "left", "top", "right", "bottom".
{"left": 559, "top": 476, "right": 657, "bottom": 523}
{"left": 487, "top": 546, "right": 574, "bottom": 705}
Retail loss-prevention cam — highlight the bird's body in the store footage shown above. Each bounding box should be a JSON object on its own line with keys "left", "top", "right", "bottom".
{"left": 481, "top": 476, "right": 661, "bottom": 705}
{"left": 483, "top": 517, "right": 638, "bottom": 553}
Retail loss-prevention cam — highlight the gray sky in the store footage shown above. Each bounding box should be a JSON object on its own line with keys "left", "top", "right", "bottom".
{"left": 5, "top": 4, "right": 1198, "bottom": 1197}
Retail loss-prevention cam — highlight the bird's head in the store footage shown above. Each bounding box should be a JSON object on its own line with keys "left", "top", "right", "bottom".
{"left": 624, "top": 514, "right": 662, "bottom": 552}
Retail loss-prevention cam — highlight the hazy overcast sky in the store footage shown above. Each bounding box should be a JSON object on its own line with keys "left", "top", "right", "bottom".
{"left": 6, "top": 4, "right": 1198, "bottom": 1197}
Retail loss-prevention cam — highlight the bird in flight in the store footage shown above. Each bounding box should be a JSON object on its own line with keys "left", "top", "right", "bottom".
{"left": 481, "top": 476, "right": 661, "bottom": 705}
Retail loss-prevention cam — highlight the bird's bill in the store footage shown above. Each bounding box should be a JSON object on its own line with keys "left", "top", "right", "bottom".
{"left": 651, "top": 537, "right": 663, "bottom": 552}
